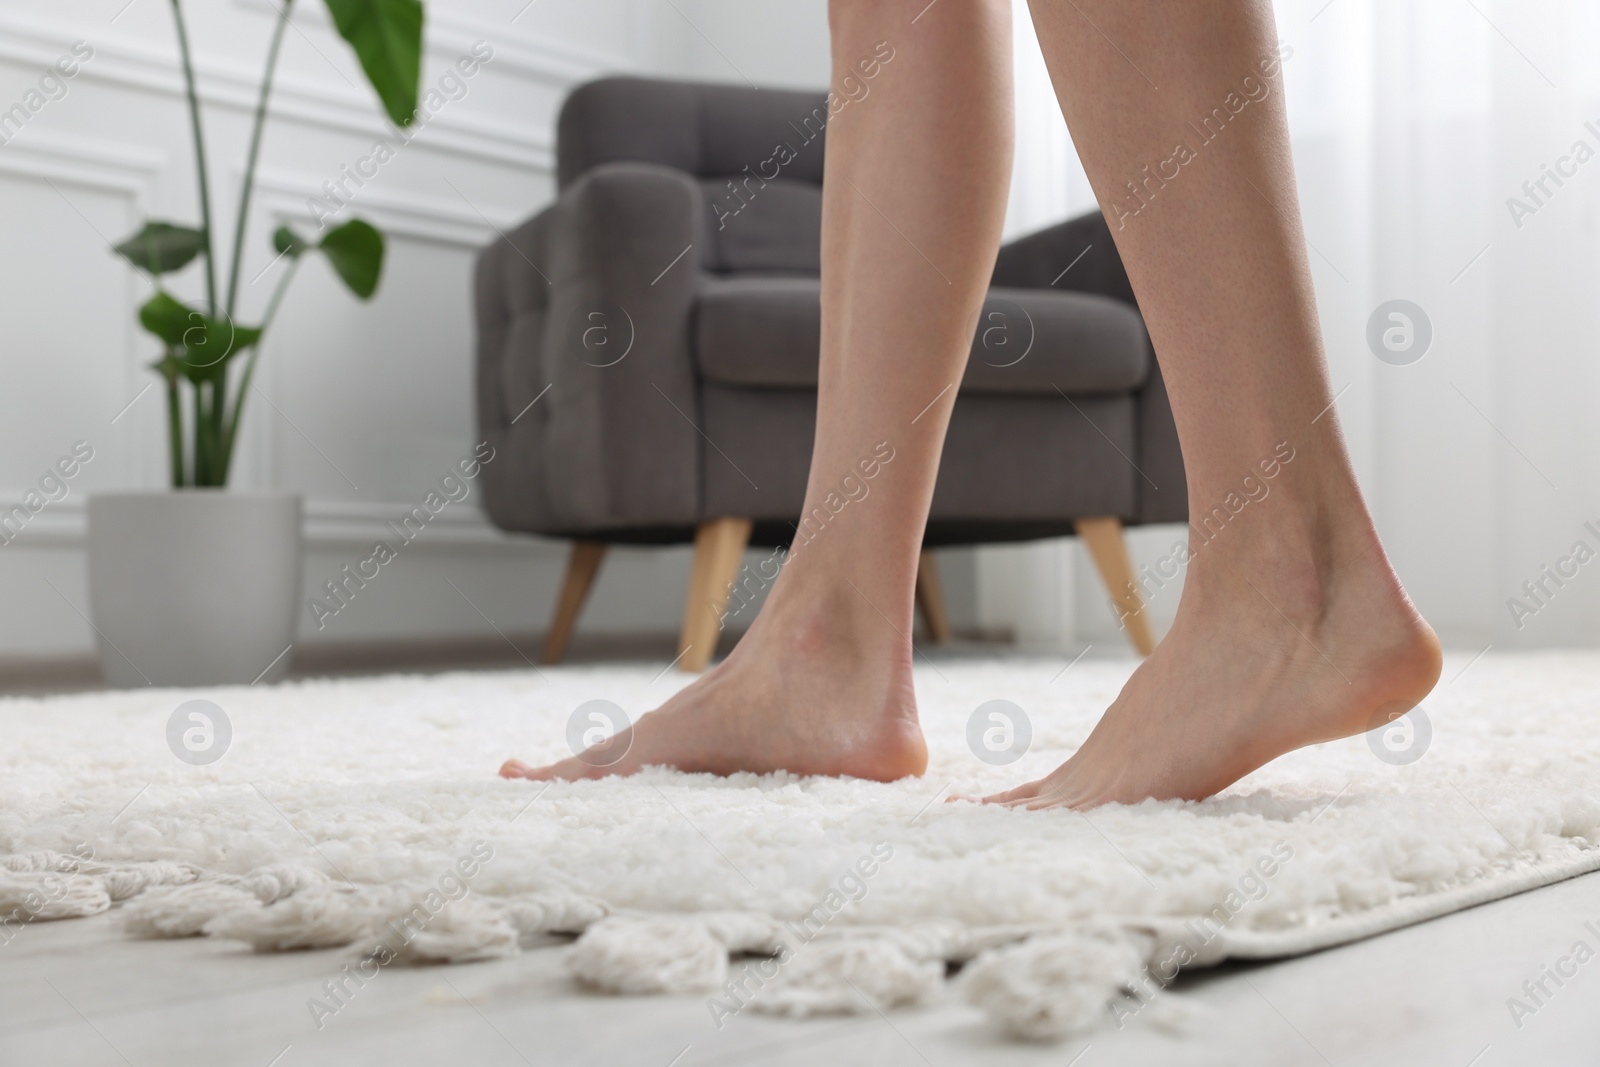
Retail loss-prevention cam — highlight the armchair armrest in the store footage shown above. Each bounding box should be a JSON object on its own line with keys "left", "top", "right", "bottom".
{"left": 991, "top": 210, "right": 1135, "bottom": 308}
{"left": 476, "top": 161, "right": 708, "bottom": 533}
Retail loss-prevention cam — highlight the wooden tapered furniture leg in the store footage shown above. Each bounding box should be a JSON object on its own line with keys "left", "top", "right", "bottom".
{"left": 541, "top": 541, "right": 608, "bottom": 665}
{"left": 1075, "top": 517, "right": 1156, "bottom": 657}
{"left": 915, "top": 549, "right": 953, "bottom": 644}
{"left": 678, "top": 517, "right": 754, "bottom": 672}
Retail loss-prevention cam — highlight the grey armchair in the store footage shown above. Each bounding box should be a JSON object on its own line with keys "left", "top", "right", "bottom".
{"left": 475, "top": 76, "right": 1187, "bottom": 670}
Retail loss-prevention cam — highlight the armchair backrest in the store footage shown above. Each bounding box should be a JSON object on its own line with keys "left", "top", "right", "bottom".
{"left": 557, "top": 77, "right": 830, "bottom": 275}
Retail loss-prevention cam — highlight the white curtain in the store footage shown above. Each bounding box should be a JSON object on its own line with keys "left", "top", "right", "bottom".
{"left": 1285, "top": 0, "right": 1600, "bottom": 649}
{"left": 983, "top": 0, "right": 1600, "bottom": 650}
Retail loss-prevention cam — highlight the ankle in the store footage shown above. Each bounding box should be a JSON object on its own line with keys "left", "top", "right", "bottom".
{"left": 1181, "top": 484, "right": 1386, "bottom": 621}
{"left": 745, "top": 563, "right": 911, "bottom": 662}
{"left": 1184, "top": 432, "right": 1368, "bottom": 554}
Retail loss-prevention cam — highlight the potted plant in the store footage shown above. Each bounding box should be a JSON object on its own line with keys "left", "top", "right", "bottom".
{"left": 87, "top": 0, "right": 423, "bottom": 686}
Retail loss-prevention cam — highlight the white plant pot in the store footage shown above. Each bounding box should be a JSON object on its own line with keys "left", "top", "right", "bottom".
{"left": 87, "top": 491, "right": 302, "bottom": 687}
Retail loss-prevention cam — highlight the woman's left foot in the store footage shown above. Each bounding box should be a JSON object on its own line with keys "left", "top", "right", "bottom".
{"left": 980, "top": 506, "right": 1442, "bottom": 809}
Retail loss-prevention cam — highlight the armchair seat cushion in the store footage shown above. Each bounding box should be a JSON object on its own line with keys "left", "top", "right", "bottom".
{"left": 692, "top": 275, "right": 1151, "bottom": 396}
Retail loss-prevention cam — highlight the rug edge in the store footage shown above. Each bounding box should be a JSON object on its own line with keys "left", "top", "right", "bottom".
{"left": 1216, "top": 845, "right": 1600, "bottom": 960}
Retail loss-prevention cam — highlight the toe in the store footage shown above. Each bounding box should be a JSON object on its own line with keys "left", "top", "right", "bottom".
{"left": 501, "top": 755, "right": 593, "bottom": 782}
{"left": 1023, "top": 790, "right": 1073, "bottom": 810}
{"left": 981, "top": 780, "right": 1044, "bottom": 806}
{"left": 1023, "top": 778, "right": 1077, "bottom": 809}
{"left": 522, "top": 757, "right": 583, "bottom": 782}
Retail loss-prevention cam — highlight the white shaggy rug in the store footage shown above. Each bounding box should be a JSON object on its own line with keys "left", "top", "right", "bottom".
{"left": 4, "top": 652, "right": 1599, "bottom": 1039}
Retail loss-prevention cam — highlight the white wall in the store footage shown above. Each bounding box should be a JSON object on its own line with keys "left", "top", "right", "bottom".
{"left": 651, "top": 0, "right": 830, "bottom": 90}
{"left": 0, "top": 0, "right": 700, "bottom": 660}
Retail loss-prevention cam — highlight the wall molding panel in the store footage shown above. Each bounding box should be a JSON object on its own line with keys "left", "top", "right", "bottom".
{"left": 0, "top": 493, "right": 561, "bottom": 552}
{"left": 232, "top": 0, "right": 625, "bottom": 87}
{"left": 0, "top": 6, "right": 623, "bottom": 173}
{"left": 252, "top": 168, "right": 506, "bottom": 250}
{"left": 0, "top": 133, "right": 164, "bottom": 205}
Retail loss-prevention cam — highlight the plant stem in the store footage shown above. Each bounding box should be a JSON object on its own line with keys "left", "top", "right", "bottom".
{"left": 219, "top": 257, "right": 300, "bottom": 483}
{"left": 168, "top": 0, "right": 218, "bottom": 319}
{"left": 165, "top": 364, "right": 186, "bottom": 487}
{"left": 211, "top": 358, "right": 227, "bottom": 475}
{"left": 258, "top": 255, "right": 301, "bottom": 335}
{"left": 192, "top": 378, "right": 211, "bottom": 486}
{"left": 224, "top": 0, "right": 295, "bottom": 319}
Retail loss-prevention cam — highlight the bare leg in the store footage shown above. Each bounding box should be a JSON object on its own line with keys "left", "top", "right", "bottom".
{"left": 503, "top": 0, "right": 1015, "bottom": 781}
{"left": 981, "top": 0, "right": 1441, "bottom": 806}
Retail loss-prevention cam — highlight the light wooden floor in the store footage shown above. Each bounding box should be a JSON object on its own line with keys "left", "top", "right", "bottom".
{"left": 2, "top": 868, "right": 1595, "bottom": 1067}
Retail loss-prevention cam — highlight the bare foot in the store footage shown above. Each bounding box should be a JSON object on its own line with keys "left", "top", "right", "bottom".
{"left": 982, "top": 503, "right": 1442, "bottom": 809}
{"left": 500, "top": 582, "right": 928, "bottom": 783}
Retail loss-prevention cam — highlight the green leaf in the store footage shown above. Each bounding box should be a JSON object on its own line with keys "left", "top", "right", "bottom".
{"left": 318, "top": 218, "right": 385, "bottom": 299}
{"left": 273, "top": 225, "right": 311, "bottom": 258}
{"left": 115, "top": 222, "right": 206, "bottom": 275}
{"left": 138, "top": 291, "right": 197, "bottom": 347}
{"left": 137, "top": 292, "right": 262, "bottom": 377}
{"left": 322, "top": 0, "right": 423, "bottom": 127}
{"left": 181, "top": 319, "right": 264, "bottom": 374}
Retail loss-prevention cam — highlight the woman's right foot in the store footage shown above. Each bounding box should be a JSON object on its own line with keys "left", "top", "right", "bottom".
{"left": 500, "top": 580, "right": 928, "bottom": 783}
